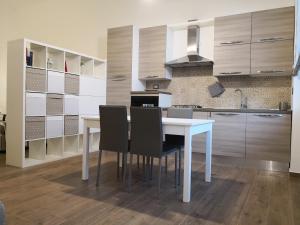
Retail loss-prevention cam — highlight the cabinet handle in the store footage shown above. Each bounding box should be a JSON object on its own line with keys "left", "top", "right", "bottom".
{"left": 257, "top": 37, "right": 285, "bottom": 42}
{"left": 215, "top": 113, "right": 240, "bottom": 116}
{"left": 257, "top": 70, "right": 284, "bottom": 74}
{"left": 220, "top": 41, "right": 244, "bottom": 45}
{"left": 111, "top": 78, "right": 126, "bottom": 81}
{"left": 219, "top": 72, "right": 242, "bottom": 75}
{"left": 145, "top": 75, "right": 159, "bottom": 78}
{"left": 111, "top": 75, "right": 126, "bottom": 79}
{"left": 255, "top": 114, "right": 283, "bottom": 118}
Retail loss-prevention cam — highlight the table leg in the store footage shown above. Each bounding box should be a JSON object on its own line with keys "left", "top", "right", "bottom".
{"left": 205, "top": 127, "right": 212, "bottom": 182}
{"left": 82, "top": 122, "right": 90, "bottom": 180}
{"left": 183, "top": 127, "right": 192, "bottom": 203}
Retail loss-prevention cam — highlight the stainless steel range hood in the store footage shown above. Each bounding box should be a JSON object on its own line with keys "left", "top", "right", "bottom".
{"left": 165, "top": 23, "right": 213, "bottom": 68}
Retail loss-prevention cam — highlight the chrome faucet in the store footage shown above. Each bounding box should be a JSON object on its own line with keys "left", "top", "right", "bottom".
{"left": 235, "top": 88, "right": 247, "bottom": 109}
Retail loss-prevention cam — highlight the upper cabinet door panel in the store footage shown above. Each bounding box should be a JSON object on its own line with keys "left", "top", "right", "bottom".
{"left": 139, "top": 25, "right": 170, "bottom": 79}
{"left": 213, "top": 44, "right": 250, "bottom": 76}
{"left": 251, "top": 40, "right": 294, "bottom": 75}
{"left": 252, "top": 6, "right": 295, "bottom": 43}
{"left": 107, "top": 26, "right": 133, "bottom": 76}
{"left": 214, "top": 13, "right": 251, "bottom": 46}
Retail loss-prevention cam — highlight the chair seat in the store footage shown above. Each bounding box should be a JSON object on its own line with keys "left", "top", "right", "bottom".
{"left": 165, "top": 134, "right": 184, "bottom": 147}
{"left": 162, "top": 142, "right": 179, "bottom": 155}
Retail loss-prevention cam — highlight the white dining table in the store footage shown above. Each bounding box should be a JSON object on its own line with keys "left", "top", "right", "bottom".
{"left": 81, "top": 115, "right": 214, "bottom": 203}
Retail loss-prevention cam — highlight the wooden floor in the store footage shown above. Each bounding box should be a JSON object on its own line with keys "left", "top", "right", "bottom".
{"left": 0, "top": 152, "right": 299, "bottom": 225}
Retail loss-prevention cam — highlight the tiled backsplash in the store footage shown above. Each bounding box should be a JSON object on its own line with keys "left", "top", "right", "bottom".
{"left": 146, "top": 67, "right": 291, "bottom": 109}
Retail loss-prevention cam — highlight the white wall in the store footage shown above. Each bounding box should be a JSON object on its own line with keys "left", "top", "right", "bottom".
{"left": 0, "top": 0, "right": 294, "bottom": 112}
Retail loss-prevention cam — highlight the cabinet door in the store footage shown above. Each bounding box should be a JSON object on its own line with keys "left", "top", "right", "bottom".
{"left": 246, "top": 113, "right": 291, "bottom": 162}
{"left": 214, "top": 13, "right": 251, "bottom": 46}
{"left": 139, "top": 25, "right": 170, "bottom": 80}
{"left": 252, "top": 7, "right": 295, "bottom": 43}
{"left": 213, "top": 44, "right": 250, "bottom": 76}
{"left": 251, "top": 40, "right": 294, "bottom": 76}
{"left": 107, "top": 26, "right": 133, "bottom": 77}
{"left": 106, "top": 76, "right": 131, "bottom": 107}
{"left": 192, "top": 112, "right": 209, "bottom": 153}
{"left": 210, "top": 112, "right": 246, "bottom": 157}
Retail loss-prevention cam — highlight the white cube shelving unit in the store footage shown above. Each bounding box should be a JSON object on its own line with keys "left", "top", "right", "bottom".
{"left": 7, "top": 39, "right": 106, "bottom": 168}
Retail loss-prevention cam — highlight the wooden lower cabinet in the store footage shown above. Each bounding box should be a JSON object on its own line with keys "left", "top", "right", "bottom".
{"left": 210, "top": 112, "right": 246, "bottom": 157}
{"left": 106, "top": 76, "right": 131, "bottom": 107}
{"left": 246, "top": 113, "right": 291, "bottom": 162}
{"left": 192, "top": 112, "right": 209, "bottom": 153}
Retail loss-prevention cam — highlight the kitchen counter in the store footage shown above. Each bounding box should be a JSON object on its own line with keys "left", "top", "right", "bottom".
{"left": 163, "top": 107, "right": 292, "bottom": 114}
{"left": 131, "top": 90, "right": 172, "bottom": 95}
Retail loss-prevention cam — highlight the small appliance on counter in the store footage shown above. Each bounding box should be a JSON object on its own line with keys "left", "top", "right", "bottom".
{"left": 172, "top": 105, "right": 202, "bottom": 109}
{"left": 131, "top": 90, "right": 172, "bottom": 107}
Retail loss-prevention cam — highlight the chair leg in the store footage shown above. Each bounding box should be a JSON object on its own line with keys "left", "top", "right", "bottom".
{"left": 158, "top": 158, "right": 162, "bottom": 197}
{"left": 129, "top": 153, "right": 133, "bottom": 192}
{"left": 175, "top": 152, "right": 178, "bottom": 188}
{"left": 179, "top": 148, "right": 182, "bottom": 186}
{"left": 150, "top": 157, "right": 154, "bottom": 180}
{"left": 123, "top": 153, "right": 127, "bottom": 185}
{"left": 117, "top": 152, "right": 120, "bottom": 178}
{"left": 137, "top": 154, "right": 140, "bottom": 169}
{"left": 96, "top": 149, "right": 103, "bottom": 187}
{"left": 146, "top": 156, "right": 150, "bottom": 183}
{"left": 165, "top": 156, "right": 168, "bottom": 176}
{"left": 121, "top": 153, "right": 124, "bottom": 178}
{"left": 143, "top": 155, "right": 146, "bottom": 180}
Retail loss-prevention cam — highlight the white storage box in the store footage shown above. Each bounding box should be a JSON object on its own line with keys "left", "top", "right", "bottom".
{"left": 79, "top": 96, "right": 106, "bottom": 115}
{"left": 26, "top": 93, "right": 46, "bottom": 116}
{"left": 46, "top": 116, "right": 64, "bottom": 138}
{"left": 80, "top": 77, "right": 106, "bottom": 96}
{"left": 47, "top": 71, "right": 64, "bottom": 93}
{"left": 64, "top": 95, "right": 79, "bottom": 115}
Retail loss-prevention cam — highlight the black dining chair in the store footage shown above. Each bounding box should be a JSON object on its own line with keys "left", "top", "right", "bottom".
{"left": 165, "top": 108, "right": 193, "bottom": 185}
{"left": 0, "top": 201, "right": 4, "bottom": 225}
{"left": 129, "top": 107, "right": 180, "bottom": 195}
{"left": 96, "top": 105, "right": 129, "bottom": 187}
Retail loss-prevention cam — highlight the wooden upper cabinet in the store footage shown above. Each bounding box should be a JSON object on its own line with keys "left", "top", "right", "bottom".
{"left": 139, "top": 25, "right": 172, "bottom": 80}
{"left": 210, "top": 112, "right": 246, "bottom": 157}
{"left": 246, "top": 113, "right": 291, "bottom": 162}
{"left": 107, "top": 26, "right": 133, "bottom": 77}
{"left": 251, "top": 40, "right": 294, "bottom": 76}
{"left": 252, "top": 7, "right": 295, "bottom": 43}
{"left": 213, "top": 44, "right": 250, "bottom": 76}
{"left": 214, "top": 13, "right": 252, "bottom": 46}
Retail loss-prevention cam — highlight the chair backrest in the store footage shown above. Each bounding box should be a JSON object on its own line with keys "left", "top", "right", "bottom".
{"left": 99, "top": 105, "right": 128, "bottom": 153}
{"left": 130, "top": 107, "right": 163, "bottom": 158}
{"left": 167, "top": 108, "right": 193, "bottom": 119}
{"left": 0, "top": 201, "right": 5, "bottom": 225}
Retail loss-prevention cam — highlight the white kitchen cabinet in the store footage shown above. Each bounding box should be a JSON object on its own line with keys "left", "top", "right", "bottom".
{"left": 64, "top": 95, "right": 79, "bottom": 115}
{"left": 80, "top": 76, "right": 106, "bottom": 97}
{"left": 46, "top": 116, "right": 64, "bottom": 138}
{"left": 47, "top": 71, "right": 64, "bottom": 93}
{"left": 26, "top": 93, "right": 46, "bottom": 116}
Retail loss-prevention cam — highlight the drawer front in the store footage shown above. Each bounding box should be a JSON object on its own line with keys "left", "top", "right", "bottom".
{"left": 251, "top": 40, "right": 294, "bottom": 76}
{"left": 192, "top": 112, "right": 209, "bottom": 153}
{"left": 213, "top": 44, "right": 250, "bottom": 76}
{"left": 80, "top": 76, "right": 106, "bottom": 97}
{"left": 47, "top": 71, "right": 64, "bottom": 94}
{"left": 252, "top": 7, "right": 295, "bottom": 43}
{"left": 106, "top": 77, "right": 131, "bottom": 106}
{"left": 246, "top": 113, "right": 291, "bottom": 162}
{"left": 46, "top": 116, "right": 64, "bottom": 138}
{"left": 26, "top": 68, "right": 47, "bottom": 92}
{"left": 211, "top": 112, "right": 246, "bottom": 157}
{"left": 64, "top": 116, "right": 79, "bottom": 135}
{"left": 46, "top": 94, "right": 64, "bottom": 115}
{"left": 214, "top": 13, "right": 251, "bottom": 46}
{"left": 65, "top": 74, "right": 79, "bottom": 95}
{"left": 26, "top": 93, "right": 46, "bottom": 116}
{"left": 64, "top": 95, "right": 79, "bottom": 115}
{"left": 25, "top": 116, "right": 45, "bottom": 140}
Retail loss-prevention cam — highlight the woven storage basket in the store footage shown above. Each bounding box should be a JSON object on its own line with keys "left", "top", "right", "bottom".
{"left": 25, "top": 116, "right": 45, "bottom": 140}
{"left": 26, "top": 68, "right": 47, "bottom": 92}
{"left": 46, "top": 94, "right": 63, "bottom": 115}
{"left": 64, "top": 115, "right": 79, "bottom": 135}
{"left": 65, "top": 74, "right": 79, "bottom": 95}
